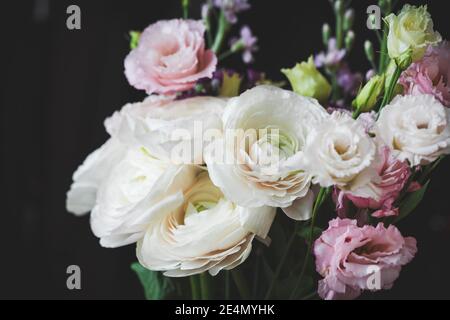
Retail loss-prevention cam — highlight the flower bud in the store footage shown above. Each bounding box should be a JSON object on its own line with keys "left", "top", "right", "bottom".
{"left": 352, "top": 74, "right": 385, "bottom": 113}
{"left": 344, "top": 9, "right": 355, "bottom": 31}
{"left": 281, "top": 56, "right": 331, "bottom": 103}
{"left": 395, "top": 48, "right": 413, "bottom": 71}
{"left": 129, "top": 31, "right": 140, "bottom": 50}
{"left": 345, "top": 31, "right": 355, "bottom": 51}
{"left": 322, "top": 23, "right": 331, "bottom": 46}
{"left": 364, "top": 40, "right": 375, "bottom": 63}
{"left": 334, "top": 0, "right": 344, "bottom": 15}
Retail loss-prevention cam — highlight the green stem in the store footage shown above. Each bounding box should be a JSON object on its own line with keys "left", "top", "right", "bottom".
{"left": 181, "top": 0, "right": 189, "bottom": 19}
{"left": 212, "top": 11, "right": 229, "bottom": 54}
{"left": 218, "top": 49, "right": 234, "bottom": 61}
{"left": 336, "top": 9, "right": 343, "bottom": 49}
{"left": 264, "top": 223, "right": 299, "bottom": 300}
{"left": 200, "top": 273, "right": 211, "bottom": 300}
{"left": 190, "top": 275, "right": 200, "bottom": 300}
{"left": 378, "top": 64, "right": 401, "bottom": 114}
{"left": 289, "top": 187, "right": 330, "bottom": 300}
{"left": 231, "top": 269, "right": 251, "bottom": 300}
{"left": 378, "top": 2, "right": 391, "bottom": 72}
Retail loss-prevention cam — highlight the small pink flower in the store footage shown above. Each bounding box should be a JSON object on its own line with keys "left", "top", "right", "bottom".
{"left": 124, "top": 19, "right": 217, "bottom": 95}
{"left": 336, "top": 146, "right": 415, "bottom": 218}
{"left": 399, "top": 42, "right": 450, "bottom": 107}
{"left": 314, "top": 218, "right": 417, "bottom": 300}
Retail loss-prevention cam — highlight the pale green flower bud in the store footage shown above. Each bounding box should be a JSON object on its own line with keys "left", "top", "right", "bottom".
{"left": 345, "top": 31, "right": 355, "bottom": 51}
{"left": 129, "top": 31, "right": 140, "bottom": 50}
{"left": 281, "top": 56, "right": 331, "bottom": 103}
{"left": 364, "top": 40, "right": 375, "bottom": 63}
{"left": 322, "top": 23, "right": 331, "bottom": 46}
{"left": 344, "top": 9, "right": 355, "bottom": 31}
{"left": 352, "top": 74, "right": 385, "bottom": 113}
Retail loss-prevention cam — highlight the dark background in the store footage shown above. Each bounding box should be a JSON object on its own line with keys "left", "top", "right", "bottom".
{"left": 1, "top": 0, "right": 449, "bottom": 299}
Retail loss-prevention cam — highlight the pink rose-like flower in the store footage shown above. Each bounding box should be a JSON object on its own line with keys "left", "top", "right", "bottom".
{"left": 125, "top": 19, "right": 217, "bottom": 95}
{"left": 399, "top": 42, "right": 450, "bottom": 107}
{"left": 336, "top": 146, "right": 417, "bottom": 218}
{"left": 314, "top": 218, "right": 417, "bottom": 300}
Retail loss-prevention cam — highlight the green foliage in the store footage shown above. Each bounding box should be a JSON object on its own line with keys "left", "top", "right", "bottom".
{"left": 131, "top": 262, "right": 174, "bottom": 300}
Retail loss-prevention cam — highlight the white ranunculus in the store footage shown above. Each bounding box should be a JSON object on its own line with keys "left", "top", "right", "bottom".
{"left": 137, "top": 172, "right": 276, "bottom": 277}
{"left": 105, "top": 95, "right": 226, "bottom": 164}
{"left": 300, "top": 112, "right": 379, "bottom": 199}
{"left": 376, "top": 94, "right": 450, "bottom": 166}
{"left": 66, "top": 138, "right": 127, "bottom": 216}
{"left": 90, "top": 148, "right": 200, "bottom": 248}
{"left": 205, "top": 85, "right": 329, "bottom": 221}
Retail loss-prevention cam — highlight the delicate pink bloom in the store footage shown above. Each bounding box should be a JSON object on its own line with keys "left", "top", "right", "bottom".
{"left": 399, "top": 42, "right": 450, "bottom": 107}
{"left": 315, "top": 38, "right": 346, "bottom": 68}
{"left": 124, "top": 19, "right": 217, "bottom": 95}
{"left": 314, "top": 218, "right": 417, "bottom": 300}
{"left": 230, "top": 26, "right": 258, "bottom": 64}
{"left": 336, "top": 146, "right": 415, "bottom": 218}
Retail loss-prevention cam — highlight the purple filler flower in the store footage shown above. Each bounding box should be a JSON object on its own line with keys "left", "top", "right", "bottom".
{"left": 230, "top": 26, "right": 258, "bottom": 64}
{"left": 337, "top": 63, "right": 362, "bottom": 96}
{"left": 315, "top": 38, "right": 346, "bottom": 68}
{"left": 213, "top": 0, "right": 251, "bottom": 24}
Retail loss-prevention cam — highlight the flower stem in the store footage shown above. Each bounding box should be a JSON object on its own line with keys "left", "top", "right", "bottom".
{"left": 200, "top": 273, "right": 211, "bottom": 300}
{"left": 218, "top": 49, "right": 234, "bottom": 61}
{"left": 289, "top": 187, "right": 330, "bottom": 300}
{"left": 378, "top": 1, "right": 391, "bottom": 72}
{"left": 212, "top": 11, "right": 229, "bottom": 54}
{"left": 231, "top": 269, "right": 251, "bottom": 300}
{"left": 264, "top": 224, "right": 299, "bottom": 300}
{"left": 336, "top": 8, "right": 344, "bottom": 49}
{"left": 378, "top": 63, "right": 401, "bottom": 114}
{"left": 181, "top": 0, "right": 189, "bottom": 19}
{"left": 190, "top": 275, "right": 200, "bottom": 300}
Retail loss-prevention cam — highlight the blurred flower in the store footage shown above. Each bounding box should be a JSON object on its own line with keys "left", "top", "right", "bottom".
{"left": 314, "top": 218, "right": 417, "bottom": 300}
{"left": 282, "top": 56, "right": 331, "bottom": 102}
{"left": 230, "top": 25, "right": 258, "bottom": 64}
{"left": 386, "top": 5, "right": 441, "bottom": 62}
{"left": 213, "top": 0, "right": 250, "bottom": 24}
{"left": 315, "top": 38, "right": 346, "bottom": 68}
{"left": 400, "top": 42, "right": 450, "bottom": 107}
{"left": 337, "top": 63, "right": 362, "bottom": 96}
{"left": 219, "top": 70, "right": 242, "bottom": 97}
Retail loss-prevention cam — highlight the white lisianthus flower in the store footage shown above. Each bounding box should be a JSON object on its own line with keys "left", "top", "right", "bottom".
{"left": 205, "top": 85, "right": 329, "bottom": 221}
{"left": 137, "top": 172, "right": 276, "bottom": 277}
{"left": 106, "top": 95, "right": 226, "bottom": 164}
{"left": 301, "top": 112, "right": 379, "bottom": 199}
{"left": 376, "top": 94, "right": 450, "bottom": 166}
{"left": 90, "top": 148, "right": 200, "bottom": 247}
{"left": 386, "top": 5, "right": 441, "bottom": 62}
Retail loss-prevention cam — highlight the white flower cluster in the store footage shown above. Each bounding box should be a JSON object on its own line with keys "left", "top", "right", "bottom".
{"left": 67, "top": 85, "right": 450, "bottom": 277}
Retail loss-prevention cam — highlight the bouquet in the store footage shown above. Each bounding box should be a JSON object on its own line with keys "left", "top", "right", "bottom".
{"left": 66, "top": 0, "right": 450, "bottom": 300}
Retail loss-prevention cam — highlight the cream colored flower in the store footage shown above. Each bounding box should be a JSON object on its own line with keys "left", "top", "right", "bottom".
{"left": 386, "top": 5, "right": 441, "bottom": 62}
{"left": 205, "top": 85, "right": 329, "bottom": 220}
{"left": 376, "top": 94, "right": 450, "bottom": 166}
{"left": 137, "top": 172, "right": 276, "bottom": 277}
{"left": 301, "top": 112, "right": 379, "bottom": 199}
{"left": 106, "top": 95, "right": 226, "bottom": 164}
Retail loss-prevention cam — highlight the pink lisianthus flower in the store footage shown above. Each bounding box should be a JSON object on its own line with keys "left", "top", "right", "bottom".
{"left": 399, "top": 42, "right": 450, "bottom": 107}
{"left": 336, "top": 146, "right": 418, "bottom": 218}
{"left": 314, "top": 218, "right": 417, "bottom": 300}
{"left": 124, "top": 19, "right": 217, "bottom": 95}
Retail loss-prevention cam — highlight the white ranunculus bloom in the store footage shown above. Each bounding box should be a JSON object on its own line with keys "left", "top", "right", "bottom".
{"left": 66, "top": 138, "right": 127, "bottom": 216}
{"left": 90, "top": 148, "right": 200, "bottom": 248}
{"left": 300, "top": 112, "right": 379, "bottom": 199}
{"left": 205, "top": 85, "right": 329, "bottom": 221}
{"left": 137, "top": 172, "right": 276, "bottom": 277}
{"left": 376, "top": 94, "right": 450, "bottom": 166}
{"left": 105, "top": 95, "right": 226, "bottom": 164}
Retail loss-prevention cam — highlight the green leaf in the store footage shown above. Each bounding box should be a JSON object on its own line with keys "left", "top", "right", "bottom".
{"left": 131, "top": 262, "right": 174, "bottom": 300}
{"left": 394, "top": 180, "right": 430, "bottom": 223}
{"left": 297, "top": 226, "right": 323, "bottom": 245}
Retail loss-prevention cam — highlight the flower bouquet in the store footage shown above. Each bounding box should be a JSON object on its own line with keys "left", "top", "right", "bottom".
{"left": 66, "top": 0, "right": 450, "bottom": 300}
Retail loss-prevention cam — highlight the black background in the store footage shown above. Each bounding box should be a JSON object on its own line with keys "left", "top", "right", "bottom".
{"left": 1, "top": 0, "right": 449, "bottom": 299}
